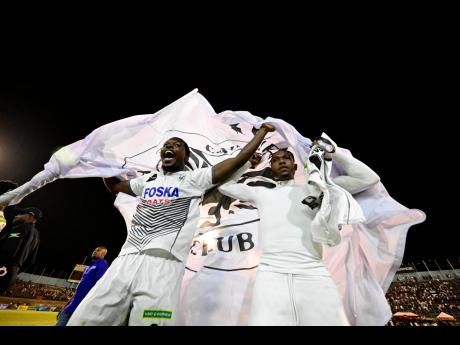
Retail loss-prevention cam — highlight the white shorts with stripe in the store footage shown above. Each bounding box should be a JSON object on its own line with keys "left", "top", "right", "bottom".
{"left": 249, "top": 270, "right": 350, "bottom": 326}
{"left": 67, "top": 249, "right": 184, "bottom": 326}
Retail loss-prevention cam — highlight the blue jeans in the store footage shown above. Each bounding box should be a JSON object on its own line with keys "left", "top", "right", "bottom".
{"left": 56, "top": 310, "right": 72, "bottom": 326}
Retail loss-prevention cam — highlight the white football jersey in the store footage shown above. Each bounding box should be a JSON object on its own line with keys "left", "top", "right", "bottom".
{"left": 117, "top": 167, "right": 214, "bottom": 261}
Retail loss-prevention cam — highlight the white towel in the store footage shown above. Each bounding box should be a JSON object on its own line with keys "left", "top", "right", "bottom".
{"left": 305, "top": 133, "right": 365, "bottom": 247}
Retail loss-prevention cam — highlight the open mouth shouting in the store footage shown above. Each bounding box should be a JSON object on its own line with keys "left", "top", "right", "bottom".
{"left": 160, "top": 138, "right": 188, "bottom": 172}
{"left": 162, "top": 150, "right": 176, "bottom": 165}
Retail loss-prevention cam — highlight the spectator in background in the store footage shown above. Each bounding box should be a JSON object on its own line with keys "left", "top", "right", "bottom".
{"left": 0, "top": 207, "right": 42, "bottom": 294}
{"left": 56, "top": 246, "right": 109, "bottom": 326}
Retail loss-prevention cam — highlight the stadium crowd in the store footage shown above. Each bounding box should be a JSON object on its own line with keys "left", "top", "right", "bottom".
{"left": 1, "top": 279, "right": 74, "bottom": 301}
{"left": 1, "top": 273, "right": 460, "bottom": 326}
{"left": 386, "top": 275, "right": 460, "bottom": 325}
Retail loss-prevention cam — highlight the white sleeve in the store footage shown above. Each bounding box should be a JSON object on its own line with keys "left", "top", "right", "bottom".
{"left": 129, "top": 175, "right": 147, "bottom": 197}
{"left": 187, "top": 167, "right": 214, "bottom": 193}
{"left": 218, "top": 181, "right": 258, "bottom": 202}
{"left": 218, "top": 162, "right": 257, "bottom": 202}
{"left": 332, "top": 150, "right": 380, "bottom": 194}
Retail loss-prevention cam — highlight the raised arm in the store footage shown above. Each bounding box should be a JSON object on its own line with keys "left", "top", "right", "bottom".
{"left": 218, "top": 160, "right": 258, "bottom": 202}
{"left": 331, "top": 150, "right": 380, "bottom": 194}
{"left": 103, "top": 177, "right": 136, "bottom": 196}
{"left": 212, "top": 124, "right": 275, "bottom": 184}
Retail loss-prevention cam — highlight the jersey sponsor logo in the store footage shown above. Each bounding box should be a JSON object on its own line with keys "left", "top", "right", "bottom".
{"left": 143, "top": 186, "right": 179, "bottom": 199}
{"left": 8, "top": 233, "right": 20, "bottom": 238}
{"left": 143, "top": 309, "right": 172, "bottom": 320}
{"left": 145, "top": 199, "right": 172, "bottom": 205}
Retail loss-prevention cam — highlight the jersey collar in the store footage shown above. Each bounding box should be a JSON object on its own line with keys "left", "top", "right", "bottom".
{"left": 275, "top": 179, "right": 295, "bottom": 187}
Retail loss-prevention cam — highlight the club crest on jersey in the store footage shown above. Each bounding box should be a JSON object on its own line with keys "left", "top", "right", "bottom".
{"left": 302, "top": 194, "right": 324, "bottom": 210}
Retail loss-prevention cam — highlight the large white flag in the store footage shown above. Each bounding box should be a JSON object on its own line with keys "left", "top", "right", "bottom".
{"left": 0, "top": 90, "right": 425, "bottom": 325}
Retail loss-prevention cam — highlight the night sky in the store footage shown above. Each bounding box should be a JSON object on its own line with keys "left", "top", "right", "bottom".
{"left": 0, "top": 50, "right": 452, "bottom": 277}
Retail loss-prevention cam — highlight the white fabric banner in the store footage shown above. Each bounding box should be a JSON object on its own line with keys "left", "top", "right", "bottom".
{"left": 0, "top": 90, "right": 425, "bottom": 325}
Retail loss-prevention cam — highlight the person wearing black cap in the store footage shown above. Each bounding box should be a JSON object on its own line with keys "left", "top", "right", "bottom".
{"left": 0, "top": 206, "right": 42, "bottom": 294}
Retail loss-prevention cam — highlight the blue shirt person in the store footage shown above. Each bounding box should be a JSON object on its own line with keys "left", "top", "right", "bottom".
{"left": 56, "top": 246, "right": 109, "bottom": 326}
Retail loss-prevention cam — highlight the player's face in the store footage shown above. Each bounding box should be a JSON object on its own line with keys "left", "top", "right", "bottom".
{"left": 160, "top": 139, "right": 188, "bottom": 172}
{"left": 270, "top": 151, "right": 297, "bottom": 181}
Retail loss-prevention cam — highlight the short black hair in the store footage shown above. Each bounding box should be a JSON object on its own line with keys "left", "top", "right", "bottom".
{"left": 168, "top": 137, "right": 190, "bottom": 157}
{"left": 270, "top": 149, "right": 295, "bottom": 162}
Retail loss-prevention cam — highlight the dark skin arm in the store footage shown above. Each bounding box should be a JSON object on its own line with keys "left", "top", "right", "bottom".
{"left": 211, "top": 124, "right": 274, "bottom": 184}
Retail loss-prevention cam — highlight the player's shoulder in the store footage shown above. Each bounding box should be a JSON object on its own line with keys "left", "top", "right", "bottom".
{"left": 140, "top": 171, "right": 162, "bottom": 183}
{"left": 183, "top": 166, "right": 212, "bottom": 177}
